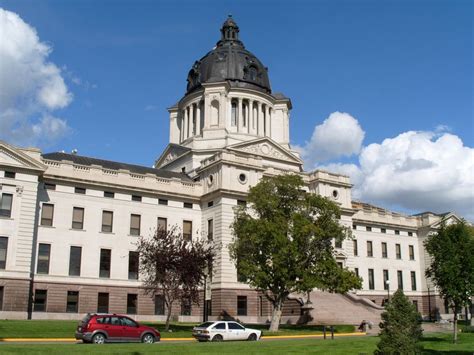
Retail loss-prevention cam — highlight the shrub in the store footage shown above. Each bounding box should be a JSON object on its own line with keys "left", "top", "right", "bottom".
{"left": 375, "top": 289, "right": 423, "bottom": 354}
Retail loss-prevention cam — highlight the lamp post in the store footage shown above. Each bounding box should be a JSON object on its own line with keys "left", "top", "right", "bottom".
{"left": 385, "top": 280, "right": 390, "bottom": 304}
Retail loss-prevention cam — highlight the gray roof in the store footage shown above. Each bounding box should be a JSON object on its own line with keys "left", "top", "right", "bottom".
{"left": 42, "top": 152, "right": 193, "bottom": 181}
{"left": 186, "top": 16, "right": 271, "bottom": 95}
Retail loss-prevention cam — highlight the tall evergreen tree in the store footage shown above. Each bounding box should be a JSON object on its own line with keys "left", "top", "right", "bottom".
{"left": 376, "top": 289, "right": 423, "bottom": 354}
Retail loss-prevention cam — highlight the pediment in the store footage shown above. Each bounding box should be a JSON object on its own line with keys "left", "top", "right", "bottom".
{"left": 227, "top": 138, "right": 302, "bottom": 164}
{"left": 0, "top": 141, "right": 45, "bottom": 172}
{"left": 430, "top": 213, "right": 463, "bottom": 229}
{"left": 155, "top": 144, "right": 191, "bottom": 168}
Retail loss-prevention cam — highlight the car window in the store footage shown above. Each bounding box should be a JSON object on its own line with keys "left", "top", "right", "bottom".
{"left": 121, "top": 317, "right": 138, "bottom": 327}
{"left": 197, "top": 322, "right": 214, "bottom": 328}
{"left": 108, "top": 316, "right": 121, "bottom": 325}
{"left": 96, "top": 317, "right": 107, "bottom": 324}
{"left": 228, "top": 322, "right": 245, "bottom": 330}
{"left": 213, "top": 322, "right": 226, "bottom": 330}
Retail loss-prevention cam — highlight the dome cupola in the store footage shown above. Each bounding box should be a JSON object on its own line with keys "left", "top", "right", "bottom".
{"left": 186, "top": 15, "right": 271, "bottom": 95}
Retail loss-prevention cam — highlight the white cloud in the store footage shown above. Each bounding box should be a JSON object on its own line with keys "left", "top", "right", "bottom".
{"left": 298, "top": 112, "right": 365, "bottom": 166}
{"left": 317, "top": 130, "right": 474, "bottom": 220}
{"left": 0, "top": 8, "right": 72, "bottom": 146}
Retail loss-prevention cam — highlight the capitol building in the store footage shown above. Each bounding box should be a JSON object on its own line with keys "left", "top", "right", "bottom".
{"left": 0, "top": 17, "right": 460, "bottom": 323}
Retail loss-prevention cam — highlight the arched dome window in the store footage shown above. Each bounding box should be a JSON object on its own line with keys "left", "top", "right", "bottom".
{"left": 248, "top": 66, "right": 258, "bottom": 81}
{"left": 242, "top": 101, "right": 248, "bottom": 127}
{"left": 210, "top": 100, "right": 220, "bottom": 127}
{"left": 231, "top": 100, "right": 238, "bottom": 127}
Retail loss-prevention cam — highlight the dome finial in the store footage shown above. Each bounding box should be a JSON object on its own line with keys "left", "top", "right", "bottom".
{"left": 221, "top": 15, "right": 239, "bottom": 42}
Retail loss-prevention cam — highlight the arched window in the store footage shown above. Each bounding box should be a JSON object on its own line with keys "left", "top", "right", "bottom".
{"left": 248, "top": 66, "right": 258, "bottom": 81}
{"left": 199, "top": 101, "right": 204, "bottom": 132}
{"left": 210, "top": 100, "right": 219, "bottom": 127}
{"left": 231, "top": 100, "right": 237, "bottom": 126}
{"left": 242, "top": 102, "right": 247, "bottom": 127}
{"left": 192, "top": 104, "right": 197, "bottom": 136}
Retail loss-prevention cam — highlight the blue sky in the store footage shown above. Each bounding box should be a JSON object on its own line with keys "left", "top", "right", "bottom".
{"left": 1, "top": 0, "right": 472, "bottom": 218}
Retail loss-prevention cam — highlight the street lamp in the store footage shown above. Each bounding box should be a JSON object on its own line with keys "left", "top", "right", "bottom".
{"left": 385, "top": 280, "right": 390, "bottom": 304}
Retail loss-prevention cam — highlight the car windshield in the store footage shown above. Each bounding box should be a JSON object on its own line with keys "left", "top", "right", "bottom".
{"left": 196, "top": 322, "right": 214, "bottom": 328}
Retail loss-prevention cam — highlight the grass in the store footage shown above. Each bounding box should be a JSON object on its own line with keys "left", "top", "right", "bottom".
{"left": 0, "top": 320, "right": 354, "bottom": 339}
{"left": 0, "top": 333, "right": 472, "bottom": 354}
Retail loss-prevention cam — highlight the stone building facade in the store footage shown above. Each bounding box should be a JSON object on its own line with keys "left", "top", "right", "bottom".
{"left": 0, "top": 17, "right": 461, "bottom": 323}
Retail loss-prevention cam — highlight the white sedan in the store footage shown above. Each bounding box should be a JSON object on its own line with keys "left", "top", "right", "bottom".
{"left": 192, "top": 321, "right": 262, "bottom": 342}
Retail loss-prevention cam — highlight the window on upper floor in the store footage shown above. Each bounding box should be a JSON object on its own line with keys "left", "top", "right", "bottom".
{"left": 72, "top": 207, "right": 84, "bottom": 230}
{"left": 183, "top": 202, "right": 193, "bottom": 209}
{"left": 231, "top": 101, "right": 238, "bottom": 126}
{"left": 69, "top": 246, "right": 82, "bottom": 276}
{"left": 381, "top": 228, "right": 386, "bottom": 234}
{"left": 4, "top": 171, "right": 15, "bottom": 179}
{"left": 74, "top": 187, "right": 86, "bottom": 194}
{"left": 408, "top": 231, "right": 413, "bottom": 237}
{"left": 367, "top": 241, "right": 373, "bottom": 257}
{"left": 335, "top": 238, "right": 342, "bottom": 249}
{"left": 409, "top": 245, "right": 415, "bottom": 260}
{"left": 208, "top": 219, "right": 214, "bottom": 241}
{"left": 397, "top": 270, "right": 404, "bottom": 290}
{"left": 130, "top": 214, "right": 141, "bottom": 236}
{"left": 44, "top": 183, "right": 56, "bottom": 190}
{"left": 366, "top": 226, "right": 372, "bottom": 232}
{"left": 383, "top": 269, "right": 389, "bottom": 290}
{"left": 102, "top": 211, "right": 113, "bottom": 233}
{"left": 37, "top": 243, "right": 51, "bottom": 274}
{"left": 396, "top": 243, "right": 402, "bottom": 259}
{"left": 354, "top": 268, "right": 359, "bottom": 277}
{"left": 0, "top": 193, "right": 13, "bottom": 218}
{"left": 352, "top": 224, "right": 357, "bottom": 230}
{"left": 382, "top": 242, "right": 388, "bottom": 258}
{"left": 158, "top": 199, "right": 168, "bottom": 206}
{"left": 395, "top": 230, "right": 400, "bottom": 235}
{"left": 183, "top": 220, "right": 192, "bottom": 241}
{"left": 368, "top": 269, "right": 375, "bottom": 290}
{"left": 128, "top": 251, "right": 139, "bottom": 280}
{"left": 353, "top": 240, "right": 358, "bottom": 256}
{"left": 40, "top": 204, "right": 54, "bottom": 226}
{"left": 157, "top": 217, "right": 167, "bottom": 233}
{"left": 132, "top": 195, "right": 142, "bottom": 202}
{"left": 99, "top": 249, "right": 111, "bottom": 278}
{"left": 0, "top": 237, "right": 8, "bottom": 270}
{"left": 104, "top": 191, "right": 114, "bottom": 198}
{"left": 411, "top": 271, "right": 417, "bottom": 291}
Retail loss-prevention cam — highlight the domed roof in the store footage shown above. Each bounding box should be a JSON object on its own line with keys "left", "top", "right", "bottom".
{"left": 186, "top": 16, "right": 271, "bottom": 94}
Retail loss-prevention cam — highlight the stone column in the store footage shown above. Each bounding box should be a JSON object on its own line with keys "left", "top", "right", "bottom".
{"left": 248, "top": 99, "right": 254, "bottom": 134}
{"left": 238, "top": 98, "right": 243, "bottom": 133}
{"left": 196, "top": 103, "right": 201, "bottom": 136}
{"left": 183, "top": 108, "right": 188, "bottom": 140}
{"left": 265, "top": 106, "right": 270, "bottom": 137}
{"left": 190, "top": 104, "right": 195, "bottom": 137}
{"left": 257, "top": 102, "right": 263, "bottom": 136}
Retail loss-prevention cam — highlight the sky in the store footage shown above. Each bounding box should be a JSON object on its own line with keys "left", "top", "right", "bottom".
{"left": 0, "top": 0, "right": 473, "bottom": 219}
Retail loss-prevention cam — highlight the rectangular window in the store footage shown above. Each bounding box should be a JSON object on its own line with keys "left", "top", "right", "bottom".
{"left": 0, "top": 237, "right": 7, "bottom": 269}
{"left": 158, "top": 199, "right": 168, "bottom": 205}
{"left": 382, "top": 242, "right": 388, "bottom": 258}
{"left": 183, "top": 220, "right": 192, "bottom": 241}
{"left": 409, "top": 245, "right": 415, "bottom": 260}
{"left": 0, "top": 193, "right": 13, "bottom": 218}
{"left": 381, "top": 228, "right": 386, "bottom": 234}
{"left": 99, "top": 249, "right": 111, "bottom": 278}
{"left": 69, "top": 246, "right": 82, "bottom": 276}
{"left": 396, "top": 244, "right": 401, "bottom": 259}
{"left": 127, "top": 294, "right": 138, "bottom": 314}
{"left": 72, "top": 207, "right": 84, "bottom": 230}
{"left": 181, "top": 298, "right": 191, "bottom": 316}
{"left": 40, "top": 204, "right": 54, "bottom": 226}
{"left": 155, "top": 295, "right": 165, "bottom": 315}
{"left": 132, "top": 195, "right": 142, "bottom": 202}
{"left": 0, "top": 286, "right": 3, "bottom": 311}
{"left": 44, "top": 183, "right": 56, "bottom": 190}
{"left": 408, "top": 232, "right": 413, "bottom": 237}
{"left": 104, "top": 191, "right": 114, "bottom": 198}
{"left": 207, "top": 201, "right": 214, "bottom": 207}
{"left": 37, "top": 243, "right": 51, "bottom": 274}
{"left": 33, "top": 289, "right": 47, "bottom": 312}
{"left": 413, "top": 300, "right": 418, "bottom": 312}
{"left": 130, "top": 214, "right": 141, "bottom": 236}
{"left": 353, "top": 240, "right": 358, "bottom": 256}
{"left": 383, "top": 269, "right": 389, "bottom": 290}
{"left": 411, "top": 271, "right": 417, "bottom": 291}
{"left": 208, "top": 219, "right": 214, "bottom": 241}
{"left": 395, "top": 230, "right": 400, "bottom": 235}
{"left": 368, "top": 269, "right": 375, "bottom": 290}
{"left": 4, "top": 171, "right": 15, "bottom": 179}
{"left": 183, "top": 202, "right": 193, "bottom": 209}
{"left": 157, "top": 217, "right": 167, "bottom": 233}
{"left": 66, "top": 291, "right": 79, "bottom": 313}
{"left": 74, "top": 187, "right": 86, "bottom": 194}
{"left": 352, "top": 224, "right": 357, "bottom": 230}
{"left": 97, "top": 292, "right": 109, "bottom": 313}
{"left": 367, "top": 241, "right": 373, "bottom": 257}
{"left": 237, "top": 296, "right": 248, "bottom": 316}
{"left": 355, "top": 268, "right": 359, "bottom": 277}
{"left": 366, "top": 226, "right": 372, "bottom": 232}
{"left": 101, "top": 211, "right": 113, "bottom": 233}
{"left": 237, "top": 200, "right": 247, "bottom": 207}
{"left": 397, "top": 270, "right": 403, "bottom": 290}
{"left": 335, "top": 239, "right": 342, "bottom": 248}
{"left": 128, "top": 251, "right": 139, "bottom": 280}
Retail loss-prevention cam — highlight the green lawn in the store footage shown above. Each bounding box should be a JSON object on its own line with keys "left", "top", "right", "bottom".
{"left": 0, "top": 320, "right": 354, "bottom": 339}
{"left": 0, "top": 333, "right": 472, "bottom": 354}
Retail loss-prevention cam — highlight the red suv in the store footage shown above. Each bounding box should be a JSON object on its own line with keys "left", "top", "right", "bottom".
{"left": 75, "top": 314, "right": 160, "bottom": 344}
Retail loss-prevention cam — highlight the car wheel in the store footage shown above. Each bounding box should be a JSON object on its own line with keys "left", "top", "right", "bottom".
{"left": 212, "top": 334, "right": 223, "bottom": 342}
{"left": 92, "top": 333, "right": 106, "bottom": 344}
{"left": 141, "top": 333, "right": 155, "bottom": 344}
{"left": 247, "top": 333, "right": 257, "bottom": 341}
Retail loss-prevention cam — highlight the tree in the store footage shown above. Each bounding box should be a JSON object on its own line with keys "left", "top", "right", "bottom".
{"left": 229, "top": 174, "right": 361, "bottom": 331}
{"left": 375, "top": 289, "right": 423, "bottom": 354}
{"left": 424, "top": 220, "right": 474, "bottom": 343}
{"left": 136, "top": 226, "right": 214, "bottom": 331}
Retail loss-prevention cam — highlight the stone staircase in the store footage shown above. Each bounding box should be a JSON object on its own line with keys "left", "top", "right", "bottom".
{"left": 307, "top": 290, "right": 383, "bottom": 328}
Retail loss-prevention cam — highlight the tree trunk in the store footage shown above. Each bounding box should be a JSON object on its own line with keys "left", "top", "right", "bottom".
{"left": 453, "top": 309, "right": 458, "bottom": 344}
{"left": 269, "top": 299, "right": 284, "bottom": 332}
{"left": 165, "top": 303, "right": 172, "bottom": 331}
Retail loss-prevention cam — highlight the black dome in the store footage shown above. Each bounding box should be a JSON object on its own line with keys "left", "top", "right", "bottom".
{"left": 186, "top": 16, "right": 271, "bottom": 94}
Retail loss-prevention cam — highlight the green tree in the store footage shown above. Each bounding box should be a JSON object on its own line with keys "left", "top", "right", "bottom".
{"left": 136, "top": 226, "right": 214, "bottom": 331}
{"left": 424, "top": 220, "right": 474, "bottom": 343}
{"left": 375, "top": 289, "right": 423, "bottom": 354}
{"left": 229, "top": 174, "right": 361, "bottom": 331}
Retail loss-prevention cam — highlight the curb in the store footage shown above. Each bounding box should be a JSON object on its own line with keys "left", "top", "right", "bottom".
{"left": 0, "top": 332, "right": 366, "bottom": 343}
